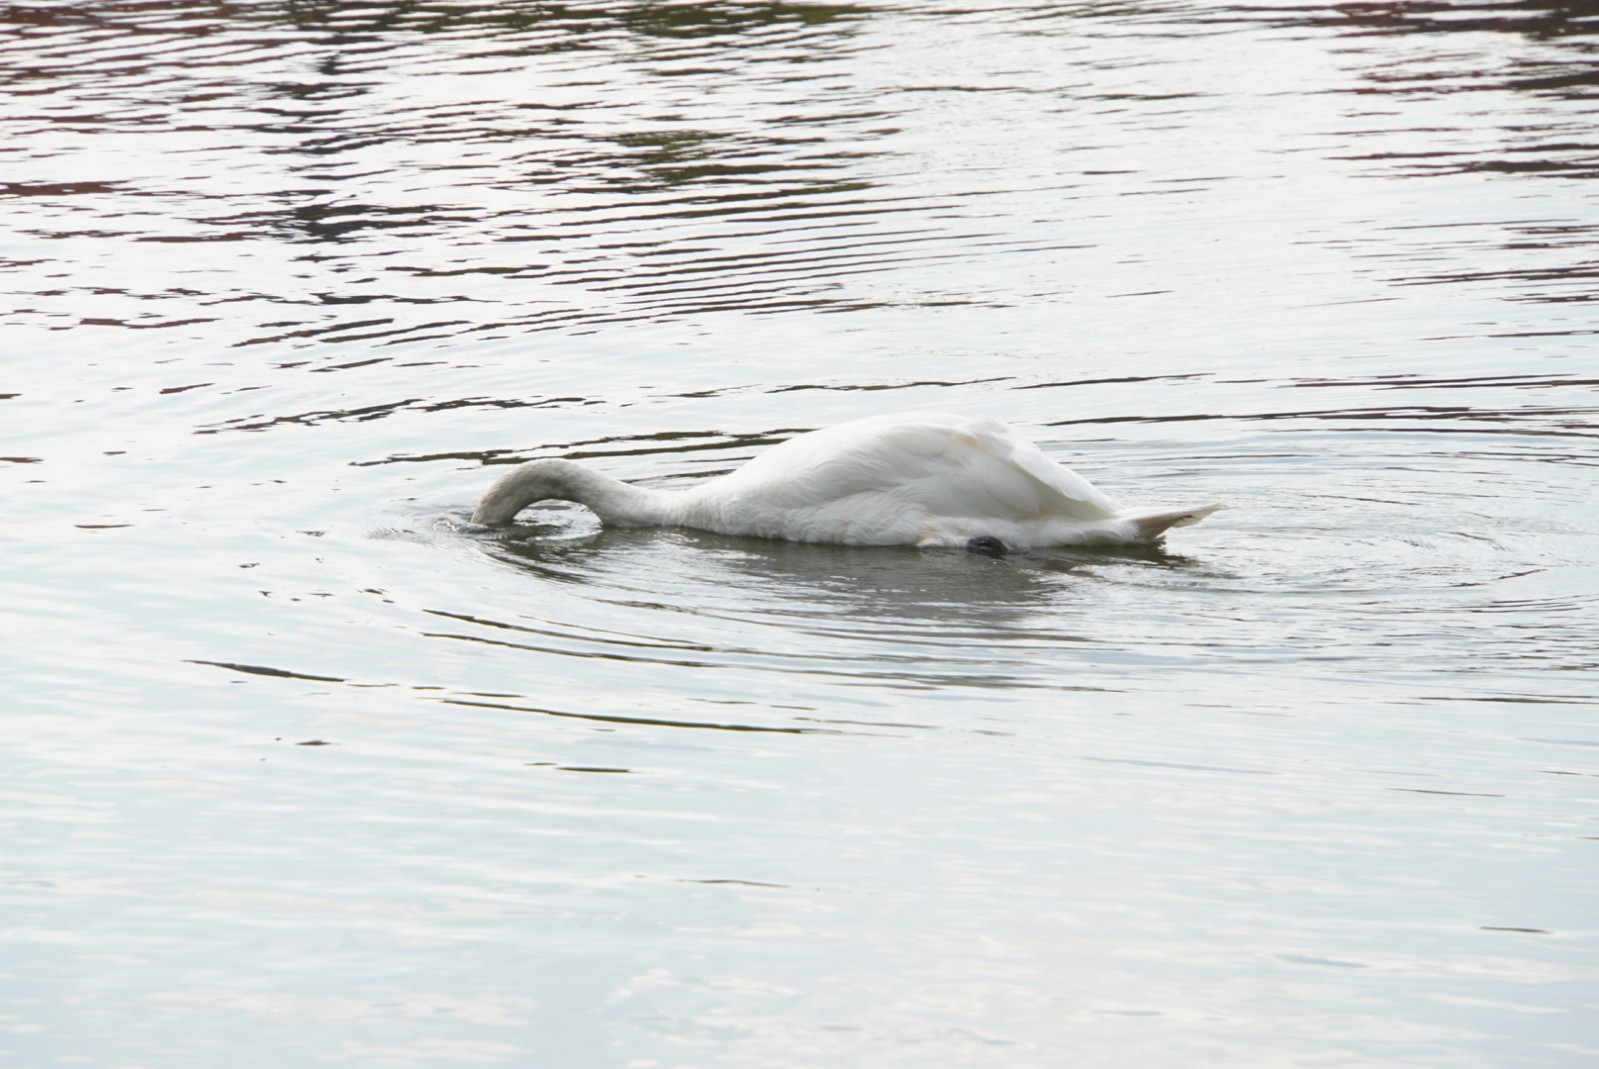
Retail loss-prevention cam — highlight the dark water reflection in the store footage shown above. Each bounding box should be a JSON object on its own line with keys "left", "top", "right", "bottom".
{"left": 5, "top": 3, "right": 1598, "bottom": 1068}
{"left": 5, "top": 0, "right": 1593, "bottom": 347}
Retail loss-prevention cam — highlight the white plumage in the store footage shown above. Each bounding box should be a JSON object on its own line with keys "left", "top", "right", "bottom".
{"left": 472, "top": 412, "right": 1220, "bottom": 550}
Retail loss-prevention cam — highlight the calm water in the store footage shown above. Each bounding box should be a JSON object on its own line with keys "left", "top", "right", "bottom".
{"left": 4, "top": 2, "right": 1597, "bottom": 1066}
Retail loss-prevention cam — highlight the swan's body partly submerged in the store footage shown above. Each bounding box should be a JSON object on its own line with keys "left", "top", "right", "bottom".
{"left": 472, "top": 413, "right": 1221, "bottom": 550}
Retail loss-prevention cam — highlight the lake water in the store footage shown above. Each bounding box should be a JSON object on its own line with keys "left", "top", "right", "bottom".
{"left": 4, "top": 2, "right": 1597, "bottom": 1066}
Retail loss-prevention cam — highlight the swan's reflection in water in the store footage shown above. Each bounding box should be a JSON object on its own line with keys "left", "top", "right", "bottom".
{"left": 451, "top": 509, "right": 1210, "bottom": 705}
{"left": 483, "top": 512, "right": 1068, "bottom": 620}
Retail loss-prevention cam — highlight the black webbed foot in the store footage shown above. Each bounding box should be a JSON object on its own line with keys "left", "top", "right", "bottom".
{"left": 966, "top": 535, "right": 1009, "bottom": 557}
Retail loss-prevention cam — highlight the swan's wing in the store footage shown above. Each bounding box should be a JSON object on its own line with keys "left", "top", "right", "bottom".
{"left": 956, "top": 417, "right": 1123, "bottom": 519}
{"left": 724, "top": 413, "right": 1121, "bottom": 523}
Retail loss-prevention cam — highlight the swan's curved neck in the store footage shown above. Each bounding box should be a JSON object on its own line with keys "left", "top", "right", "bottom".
{"left": 472, "top": 458, "right": 674, "bottom": 527}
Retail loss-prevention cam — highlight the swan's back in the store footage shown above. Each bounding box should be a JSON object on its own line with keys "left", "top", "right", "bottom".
{"left": 686, "top": 413, "right": 1135, "bottom": 546}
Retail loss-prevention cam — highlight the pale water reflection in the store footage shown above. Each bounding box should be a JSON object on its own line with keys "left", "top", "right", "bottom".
{"left": 4, "top": 2, "right": 1598, "bottom": 1067}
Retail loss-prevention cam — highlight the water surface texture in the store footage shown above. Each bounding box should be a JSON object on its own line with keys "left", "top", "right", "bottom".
{"left": 4, "top": 2, "right": 1598, "bottom": 1066}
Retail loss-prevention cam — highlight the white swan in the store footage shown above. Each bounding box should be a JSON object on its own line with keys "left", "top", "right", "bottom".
{"left": 472, "top": 412, "right": 1221, "bottom": 551}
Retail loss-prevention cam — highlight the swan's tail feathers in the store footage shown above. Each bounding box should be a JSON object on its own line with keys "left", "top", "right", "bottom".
{"left": 1128, "top": 504, "right": 1224, "bottom": 541}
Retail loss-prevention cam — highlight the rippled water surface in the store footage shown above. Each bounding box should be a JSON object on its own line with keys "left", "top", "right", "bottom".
{"left": 5, "top": 2, "right": 1598, "bottom": 1066}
